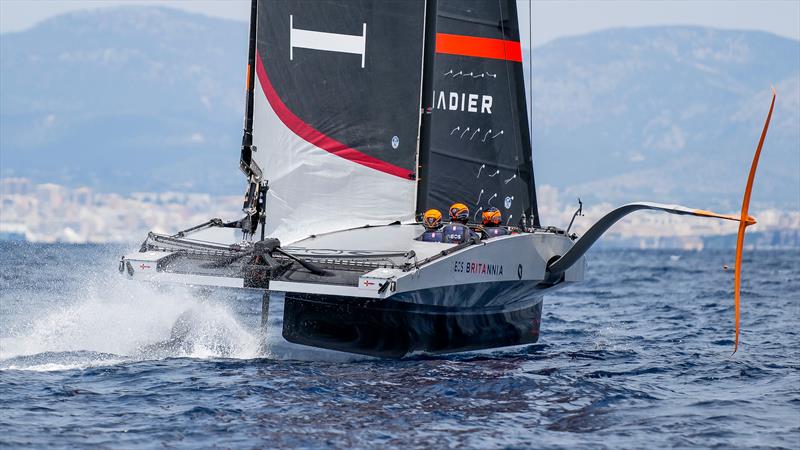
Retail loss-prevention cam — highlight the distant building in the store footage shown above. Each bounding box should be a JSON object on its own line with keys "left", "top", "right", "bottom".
{"left": 1, "top": 177, "right": 32, "bottom": 196}
{"left": 71, "top": 187, "right": 93, "bottom": 206}
{"left": 35, "top": 183, "right": 67, "bottom": 208}
{"left": 131, "top": 192, "right": 159, "bottom": 204}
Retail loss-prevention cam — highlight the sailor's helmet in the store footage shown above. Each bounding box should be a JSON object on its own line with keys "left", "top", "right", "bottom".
{"left": 482, "top": 207, "right": 502, "bottom": 226}
{"left": 422, "top": 209, "right": 443, "bottom": 229}
{"left": 449, "top": 203, "right": 470, "bottom": 223}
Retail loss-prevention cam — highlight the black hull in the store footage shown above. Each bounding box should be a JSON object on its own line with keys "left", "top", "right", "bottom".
{"left": 280, "top": 292, "right": 543, "bottom": 359}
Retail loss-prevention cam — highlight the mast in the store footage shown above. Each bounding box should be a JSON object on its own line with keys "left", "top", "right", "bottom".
{"left": 238, "top": 0, "right": 265, "bottom": 238}
{"left": 415, "top": 0, "right": 438, "bottom": 216}
{"left": 239, "top": 0, "right": 260, "bottom": 179}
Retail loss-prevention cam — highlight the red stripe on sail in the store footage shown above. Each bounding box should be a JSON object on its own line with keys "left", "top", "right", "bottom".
{"left": 435, "top": 33, "right": 522, "bottom": 62}
{"left": 254, "top": 53, "right": 414, "bottom": 180}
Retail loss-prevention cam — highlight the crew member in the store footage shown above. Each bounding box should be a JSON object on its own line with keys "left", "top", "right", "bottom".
{"left": 481, "top": 207, "right": 510, "bottom": 238}
{"left": 443, "top": 202, "right": 479, "bottom": 244}
{"left": 416, "top": 209, "right": 445, "bottom": 242}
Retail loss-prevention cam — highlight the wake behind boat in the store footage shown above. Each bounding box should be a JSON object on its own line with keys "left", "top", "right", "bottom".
{"left": 119, "top": 0, "right": 775, "bottom": 359}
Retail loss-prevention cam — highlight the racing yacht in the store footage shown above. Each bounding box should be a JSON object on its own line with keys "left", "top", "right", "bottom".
{"left": 120, "top": 0, "right": 774, "bottom": 359}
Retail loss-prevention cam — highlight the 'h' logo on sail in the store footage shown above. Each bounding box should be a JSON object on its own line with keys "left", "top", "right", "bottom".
{"left": 289, "top": 15, "right": 367, "bottom": 68}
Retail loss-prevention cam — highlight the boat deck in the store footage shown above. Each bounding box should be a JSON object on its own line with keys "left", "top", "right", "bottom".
{"left": 287, "top": 223, "right": 453, "bottom": 262}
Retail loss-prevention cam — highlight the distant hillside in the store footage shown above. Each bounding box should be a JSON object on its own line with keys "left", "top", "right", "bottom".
{"left": 0, "top": 7, "right": 248, "bottom": 194}
{"left": 529, "top": 26, "right": 799, "bottom": 210}
{"left": 1, "top": 8, "right": 798, "bottom": 210}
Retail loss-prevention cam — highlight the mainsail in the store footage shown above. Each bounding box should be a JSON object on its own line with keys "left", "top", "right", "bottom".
{"left": 242, "top": 0, "right": 539, "bottom": 243}
{"left": 249, "top": 0, "right": 427, "bottom": 243}
{"left": 416, "top": 0, "right": 539, "bottom": 227}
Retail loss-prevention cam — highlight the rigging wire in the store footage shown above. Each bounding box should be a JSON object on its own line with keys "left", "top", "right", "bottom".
{"left": 527, "top": 0, "right": 541, "bottom": 228}
{"left": 496, "top": 0, "right": 525, "bottom": 223}
{"left": 529, "top": 0, "right": 533, "bottom": 150}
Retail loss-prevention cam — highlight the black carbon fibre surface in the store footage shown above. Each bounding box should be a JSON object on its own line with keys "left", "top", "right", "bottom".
{"left": 282, "top": 292, "right": 543, "bottom": 358}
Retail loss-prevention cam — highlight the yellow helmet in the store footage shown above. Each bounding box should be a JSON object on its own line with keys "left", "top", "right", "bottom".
{"left": 422, "top": 209, "right": 443, "bottom": 229}
{"left": 449, "top": 202, "right": 469, "bottom": 223}
{"left": 482, "top": 207, "right": 502, "bottom": 226}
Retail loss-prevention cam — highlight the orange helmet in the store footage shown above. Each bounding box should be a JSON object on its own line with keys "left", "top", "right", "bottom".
{"left": 422, "top": 209, "right": 443, "bottom": 229}
{"left": 449, "top": 203, "right": 470, "bottom": 223}
{"left": 482, "top": 207, "right": 501, "bottom": 226}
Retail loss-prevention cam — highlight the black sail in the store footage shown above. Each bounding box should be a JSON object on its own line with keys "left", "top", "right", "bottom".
{"left": 255, "top": 0, "right": 426, "bottom": 178}
{"left": 416, "top": 0, "right": 539, "bottom": 227}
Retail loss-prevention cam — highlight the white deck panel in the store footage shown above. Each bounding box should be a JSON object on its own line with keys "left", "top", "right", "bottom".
{"left": 286, "top": 224, "right": 454, "bottom": 261}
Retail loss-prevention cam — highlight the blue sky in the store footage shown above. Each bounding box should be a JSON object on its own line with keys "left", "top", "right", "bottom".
{"left": 1, "top": 0, "right": 798, "bottom": 47}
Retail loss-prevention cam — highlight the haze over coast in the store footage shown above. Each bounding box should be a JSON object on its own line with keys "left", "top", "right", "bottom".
{"left": 1, "top": 7, "right": 798, "bottom": 246}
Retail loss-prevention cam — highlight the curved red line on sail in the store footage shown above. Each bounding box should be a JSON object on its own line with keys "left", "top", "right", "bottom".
{"left": 254, "top": 53, "right": 414, "bottom": 180}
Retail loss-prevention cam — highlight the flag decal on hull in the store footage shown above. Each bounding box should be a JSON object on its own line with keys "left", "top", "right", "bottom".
{"left": 290, "top": 15, "right": 367, "bottom": 68}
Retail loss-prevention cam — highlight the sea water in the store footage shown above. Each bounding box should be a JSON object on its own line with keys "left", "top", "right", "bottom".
{"left": 1, "top": 242, "right": 798, "bottom": 448}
